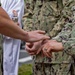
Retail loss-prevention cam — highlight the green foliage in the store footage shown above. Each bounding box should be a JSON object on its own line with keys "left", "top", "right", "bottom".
{"left": 18, "top": 64, "right": 32, "bottom": 75}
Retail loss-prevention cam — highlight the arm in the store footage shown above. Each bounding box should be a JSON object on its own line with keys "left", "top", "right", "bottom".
{"left": 40, "top": 23, "right": 75, "bottom": 58}
{"left": 42, "top": 40, "right": 63, "bottom": 52}
{"left": 0, "top": 7, "right": 49, "bottom": 42}
{"left": 0, "top": 7, "right": 26, "bottom": 38}
{"left": 41, "top": 40, "right": 63, "bottom": 58}
{"left": 39, "top": 23, "right": 75, "bottom": 57}
{"left": 52, "top": 23, "right": 75, "bottom": 56}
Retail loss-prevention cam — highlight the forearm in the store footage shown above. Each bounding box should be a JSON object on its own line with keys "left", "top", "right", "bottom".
{"left": 0, "top": 19, "right": 28, "bottom": 41}
{"left": 0, "top": 27, "right": 28, "bottom": 41}
{"left": 53, "top": 23, "right": 75, "bottom": 55}
{"left": 0, "top": 7, "right": 49, "bottom": 42}
{"left": 0, "top": 7, "right": 28, "bottom": 41}
{"left": 51, "top": 42, "right": 64, "bottom": 52}
{"left": 45, "top": 40, "right": 64, "bottom": 52}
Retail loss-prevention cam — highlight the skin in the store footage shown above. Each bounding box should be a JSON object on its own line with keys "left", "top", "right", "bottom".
{"left": 42, "top": 40, "right": 64, "bottom": 58}
{"left": 26, "top": 41, "right": 42, "bottom": 55}
{"left": 26, "top": 40, "right": 64, "bottom": 58}
{"left": 0, "top": 7, "right": 50, "bottom": 42}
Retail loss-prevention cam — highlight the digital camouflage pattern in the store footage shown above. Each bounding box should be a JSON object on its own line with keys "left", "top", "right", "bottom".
{"left": 23, "top": 0, "right": 75, "bottom": 75}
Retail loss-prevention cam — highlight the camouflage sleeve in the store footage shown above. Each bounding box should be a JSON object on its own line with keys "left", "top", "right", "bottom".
{"left": 23, "top": 0, "right": 34, "bottom": 31}
{"left": 53, "top": 23, "right": 75, "bottom": 56}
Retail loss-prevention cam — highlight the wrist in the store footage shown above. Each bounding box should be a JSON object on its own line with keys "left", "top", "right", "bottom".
{"left": 55, "top": 42, "right": 64, "bottom": 51}
{"left": 22, "top": 31, "right": 29, "bottom": 42}
{"left": 59, "top": 43, "right": 64, "bottom": 50}
{"left": 51, "top": 42, "right": 64, "bottom": 51}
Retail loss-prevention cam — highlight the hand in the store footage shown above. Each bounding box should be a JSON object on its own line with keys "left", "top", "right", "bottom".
{"left": 42, "top": 40, "right": 64, "bottom": 58}
{"left": 26, "top": 30, "right": 50, "bottom": 42}
{"left": 25, "top": 41, "right": 42, "bottom": 55}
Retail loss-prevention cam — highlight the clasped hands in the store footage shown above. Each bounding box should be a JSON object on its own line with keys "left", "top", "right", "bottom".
{"left": 26, "top": 39, "right": 64, "bottom": 58}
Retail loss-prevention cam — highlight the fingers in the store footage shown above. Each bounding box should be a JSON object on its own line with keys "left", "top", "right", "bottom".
{"left": 25, "top": 43, "right": 33, "bottom": 52}
{"left": 26, "top": 40, "right": 53, "bottom": 57}
{"left": 34, "top": 30, "right": 50, "bottom": 41}
{"left": 27, "top": 30, "right": 50, "bottom": 42}
{"left": 46, "top": 47, "right": 51, "bottom": 53}
{"left": 26, "top": 43, "right": 33, "bottom": 48}
{"left": 43, "top": 50, "right": 52, "bottom": 58}
{"left": 37, "top": 35, "right": 49, "bottom": 42}
{"left": 26, "top": 47, "right": 36, "bottom": 55}
{"left": 35, "top": 30, "right": 45, "bottom": 34}
{"left": 41, "top": 35, "right": 50, "bottom": 40}
{"left": 28, "top": 51, "right": 37, "bottom": 55}
{"left": 42, "top": 43, "right": 52, "bottom": 58}
{"left": 42, "top": 39, "right": 49, "bottom": 44}
{"left": 36, "top": 30, "right": 50, "bottom": 40}
{"left": 25, "top": 43, "right": 38, "bottom": 55}
{"left": 42, "top": 47, "right": 52, "bottom": 58}
{"left": 25, "top": 43, "right": 30, "bottom": 50}
{"left": 36, "top": 48, "right": 41, "bottom": 55}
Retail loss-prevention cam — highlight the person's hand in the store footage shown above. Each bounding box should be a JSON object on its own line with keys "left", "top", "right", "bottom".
{"left": 25, "top": 41, "right": 42, "bottom": 55}
{"left": 26, "top": 30, "right": 50, "bottom": 42}
{"left": 42, "top": 40, "right": 64, "bottom": 58}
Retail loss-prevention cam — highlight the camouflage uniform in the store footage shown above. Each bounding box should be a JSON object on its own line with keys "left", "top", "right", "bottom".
{"left": 24, "top": 0, "right": 75, "bottom": 75}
